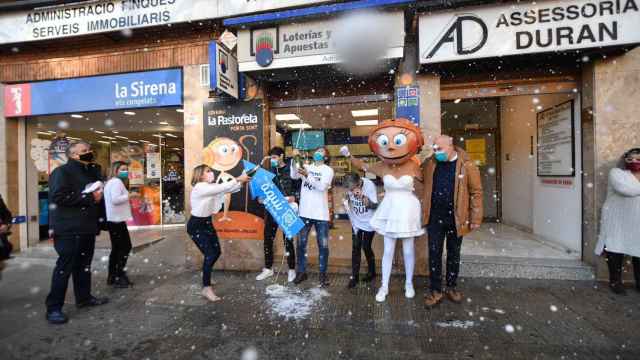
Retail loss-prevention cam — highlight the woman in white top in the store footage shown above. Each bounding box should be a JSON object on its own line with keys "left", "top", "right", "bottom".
{"left": 187, "top": 164, "right": 249, "bottom": 302}
{"left": 595, "top": 148, "right": 640, "bottom": 295}
{"left": 104, "top": 161, "right": 134, "bottom": 288}
{"left": 290, "top": 146, "right": 334, "bottom": 287}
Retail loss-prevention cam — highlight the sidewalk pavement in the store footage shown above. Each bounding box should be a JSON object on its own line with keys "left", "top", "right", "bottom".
{"left": 1, "top": 237, "right": 639, "bottom": 360}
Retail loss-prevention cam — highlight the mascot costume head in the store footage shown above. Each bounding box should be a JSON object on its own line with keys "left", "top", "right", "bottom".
{"left": 368, "top": 118, "right": 424, "bottom": 165}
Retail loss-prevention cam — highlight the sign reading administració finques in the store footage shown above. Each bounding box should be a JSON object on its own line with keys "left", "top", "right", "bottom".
{"left": 237, "top": 11, "right": 405, "bottom": 71}
{"left": 3, "top": 69, "right": 182, "bottom": 117}
{"left": 419, "top": 0, "right": 640, "bottom": 63}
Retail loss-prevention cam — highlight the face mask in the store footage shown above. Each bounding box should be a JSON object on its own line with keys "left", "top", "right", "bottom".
{"left": 205, "top": 172, "right": 215, "bottom": 183}
{"left": 270, "top": 159, "right": 279, "bottom": 168}
{"left": 118, "top": 170, "right": 129, "bottom": 179}
{"left": 434, "top": 151, "right": 448, "bottom": 162}
{"left": 627, "top": 161, "right": 640, "bottom": 172}
{"left": 78, "top": 151, "right": 94, "bottom": 162}
{"left": 313, "top": 152, "right": 324, "bottom": 162}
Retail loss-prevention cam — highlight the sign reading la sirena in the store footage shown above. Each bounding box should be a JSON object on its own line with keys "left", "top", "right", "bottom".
{"left": 419, "top": 0, "right": 640, "bottom": 63}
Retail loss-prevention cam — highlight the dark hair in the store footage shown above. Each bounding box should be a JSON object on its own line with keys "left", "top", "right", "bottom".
{"left": 269, "top": 146, "right": 285, "bottom": 157}
{"left": 65, "top": 140, "right": 90, "bottom": 157}
{"left": 110, "top": 161, "right": 128, "bottom": 179}
{"left": 619, "top": 147, "right": 640, "bottom": 168}
{"left": 343, "top": 172, "right": 362, "bottom": 190}
{"left": 315, "top": 146, "right": 331, "bottom": 163}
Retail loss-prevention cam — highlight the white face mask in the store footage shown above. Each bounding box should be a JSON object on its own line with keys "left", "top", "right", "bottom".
{"left": 205, "top": 172, "right": 215, "bottom": 183}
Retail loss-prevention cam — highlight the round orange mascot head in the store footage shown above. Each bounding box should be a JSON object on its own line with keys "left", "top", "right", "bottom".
{"left": 202, "top": 137, "right": 243, "bottom": 172}
{"left": 368, "top": 118, "right": 424, "bottom": 165}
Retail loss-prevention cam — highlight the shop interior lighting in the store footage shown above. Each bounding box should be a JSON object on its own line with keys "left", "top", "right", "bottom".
{"left": 37, "top": 131, "right": 52, "bottom": 136}
{"left": 173, "top": 147, "right": 182, "bottom": 151}
{"left": 152, "top": 134, "right": 165, "bottom": 138}
{"left": 138, "top": 140, "right": 150, "bottom": 144}
{"left": 176, "top": 109, "right": 184, "bottom": 113}
{"left": 453, "top": 98, "right": 462, "bottom": 104}
{"left": 93, "top": 130, "right": 105, "bottom": 134}
{"left": 67, "top": 136, "right": 82, "bottom": 141}
{"left": 288, "top": 123, "right": 312, "bottom": 130}
{"left": 159, "top": 121, "right": 169, "bottom": 125}
{"left": 112, "top": 130, "right": 119, "bottom": 134}
{"left": 164, "top": 133, "right": 178, "bottom": 138}
{"left": 355, "top": 120, "right": 379, "bottom": 126}
{"left": 98, "top": 141, "right": 111, "bottom": 145}
{"left": 351, "top": 109, "right": 378, "bottom": 117}
{"left": 124, "top": 111, "right": 136, "bottom": 116}
{"left": 70, "top": 114, "right": 83, "bottom": 119}
{"left": 275, "top": 114, "right": 300, "bottom": 121}
{"left": 115, "top": 136, "right": 129, "bottom": 140}
{"left": 128, "top": 140, "right": 139, "bottom": 144}
{"left": 46, "top": 130, "right": 57, "bottom": 134}
{"left": 101, "top": 135, "right": 117, "bottom": 140}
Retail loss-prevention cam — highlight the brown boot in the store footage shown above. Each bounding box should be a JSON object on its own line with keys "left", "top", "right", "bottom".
{"left": 424, "top": 291, "right": 444, "bottom": 308}
{"left": 445, "top": 288, "right": 464, "bottom": 304}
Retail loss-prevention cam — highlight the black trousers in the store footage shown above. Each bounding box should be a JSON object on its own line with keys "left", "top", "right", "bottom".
{"left": 351, "top": 229, "right": 376, "bottom": 280}
{"left": 107, "top": 221, "right": 132, "bottom": 278}
{"left": 427, "top": 222, "right": 463, "bottom": 292}
{"left": 187, "top": 216, "right": 220, "bottom": 287}
{"left": 264, "top": 212, "right": 295, "bottom": 270}
{"left": 45, "top": 234, "right": 96, "bottom": 312}
{"left": 606, "top": 251, "right": 640, "bottom": 285}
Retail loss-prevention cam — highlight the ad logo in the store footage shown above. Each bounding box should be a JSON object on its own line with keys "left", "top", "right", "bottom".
{"left": 250, "top": 27, "right": 279, "bottom": 67}
{"left": 218, "top": 48, "right": 228, "bottom": 74}
{"left": 3, "top": 84, "right": 31, "bottom": 117}
{"left": 424, "top": 14, "right": 488, "bottom": 60}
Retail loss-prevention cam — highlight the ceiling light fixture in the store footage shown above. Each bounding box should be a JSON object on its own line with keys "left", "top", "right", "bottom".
{"left": 275, "top": 114, "right": 300, "bottom": 121}
{"left": 67, "top": 136, "right": 82, "bottom": 141}
{"left": 101, "top": 135, "right": 117, "bottom": 140}
{"left": 288, "top": 123, "right": 312, "bottom": 130}
{"left": 355, "top": 120, "right": 379, "bottom": 126}
{"left": 124, "top": 111, "right": 136, "bottom": 116}
{"left": 70, "top": 114, "right": 83, "bottom": 119}
{"left": 159, "top": 121, "right": 169, "bottom": 125}
{"left": 98, "top": 141, "right": 111, "bottom": 145}
{"left": 37, "top": 131, "right": 52, "bottom": 136}
{"left": 176, "top": 109, "right": 184, "bottom": 113}
{"left": 115, "top": 136, "right": 129, "bottom": 140}
{"left": 138, "top": 140, "right": 150, "bottom": 143}
{"left": 152, "top": 134, "right": 165, "bottom": 138}
{"left": 93, "top": 130, "right": 105, "bottom": 134}
{"left": 128, "top": 140, "right": 139, "bottom": 144}
{"left": 164, "top": 133, "right": 178, "bottom": 138}
{"left": 351, "top": 109, "right": 378, "bottom": 117}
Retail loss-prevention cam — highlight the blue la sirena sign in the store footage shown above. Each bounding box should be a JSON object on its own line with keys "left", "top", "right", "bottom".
{"left": 4, "top": 68, "right": 183, "bottom": 117}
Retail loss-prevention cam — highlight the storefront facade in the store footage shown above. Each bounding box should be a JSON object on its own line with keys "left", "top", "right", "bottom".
{"left": 1, "top": 0, "right": 639, "bottom": 280}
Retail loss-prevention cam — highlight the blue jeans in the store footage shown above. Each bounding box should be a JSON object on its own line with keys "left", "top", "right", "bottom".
{"left": 296, "top": 217, "right": 329, "bottom": 274}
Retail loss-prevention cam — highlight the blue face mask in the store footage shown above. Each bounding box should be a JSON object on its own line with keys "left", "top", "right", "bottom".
{"left": 118, "top": 170, "right": 129, "bottom": 179}
{"left": 434, "top": 151, "right": 448, "bottom": 162}
{"left": 270, "top": 159, "right": 279, "bottom": 168}
{"left": 313, "top": 152, "right": 324, "bottom": 162}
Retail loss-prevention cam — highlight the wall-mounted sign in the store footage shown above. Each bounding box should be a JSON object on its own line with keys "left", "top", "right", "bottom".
{"left": 537, "top": 100, "right": 575, "bottom": 177}
{"left": 3, "top": 69, "right": 182, "bottom": 117}
{"left": 419, "top": 0, "right": 640, "bottom": 63}
{"left": 221, "top": 0, "right": 330, "bottom": 18}
{"left": 219, "top": 29, "right": 238, "bottom": 50}
{"left": 209, "top": 42, "right": 239, "bottom": 99}
{"left": 146, "top": 152, "right": 161, "bottom": 179}
{"left": 395, "top": 86, "right": 420, "bottom": 125}
{"left": 237, "top": 11, "right": 404, "bottom": 71}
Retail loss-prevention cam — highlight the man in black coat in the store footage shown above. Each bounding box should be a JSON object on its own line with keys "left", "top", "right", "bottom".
{"left": 45, "top": 141, "right": 109, "bottom": 324}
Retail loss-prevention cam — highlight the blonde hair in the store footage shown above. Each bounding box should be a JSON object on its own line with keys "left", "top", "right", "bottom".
{"left": 191, "top": 164, "right": 211, "bottom": 186}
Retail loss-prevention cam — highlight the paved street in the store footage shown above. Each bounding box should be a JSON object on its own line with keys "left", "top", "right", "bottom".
{"left": 1, "top": 238, "right": 639, "bottom": 360}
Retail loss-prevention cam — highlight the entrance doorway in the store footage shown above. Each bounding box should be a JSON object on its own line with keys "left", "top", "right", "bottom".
{"left": 25, "top": 107, "right": 185, "bottom": 248}
{"left": 442, "top": 93, "right": 582, "bottom": 260}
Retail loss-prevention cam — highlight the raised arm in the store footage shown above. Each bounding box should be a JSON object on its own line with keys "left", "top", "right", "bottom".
{"left": 340, "top": 146, "right": 383, "bottom": 177}
{"left": 196, "top": 179, "right": 241, "bottom": 198}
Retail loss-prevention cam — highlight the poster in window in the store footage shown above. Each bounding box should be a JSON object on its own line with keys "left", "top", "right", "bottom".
{"left": 537, "top": 100, "right": 575, "bottom": 177}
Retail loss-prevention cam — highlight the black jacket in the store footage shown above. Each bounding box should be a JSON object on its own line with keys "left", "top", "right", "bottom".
{"left": 271, "top": 163, "right": 301, "bottom": 202}
{"left": 48, "top": 159, "right": 103, "bottom": 236}
{"left": 0, "top": 194, "right": 11, "bottom": 226}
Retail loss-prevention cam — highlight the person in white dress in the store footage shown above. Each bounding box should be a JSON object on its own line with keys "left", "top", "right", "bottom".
{"left": 341, "top": 118, "right": 425, "bottom": 302}
{"left": 595, "top": 148, "right": 640, "bottom": 295}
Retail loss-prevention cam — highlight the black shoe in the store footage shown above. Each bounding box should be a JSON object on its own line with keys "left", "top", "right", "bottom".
{"left": 121, "top": 273, "right": 133, "bottom": 286}
{"left": 76, "top": 296, "right": 110, "bottom": 308}
{"left": 319, "top": 273, "right": 330, "bottom": 288}
{"left": 609, "top": 282, "right": 627, "bottom": 295}
{"left": 293, "top": 272, "right": 308, "bottom": 285}
{"left": 107, "top": 274, "right": 115, "bottom": 286}
{"left": 112, "top": 276, "right": 132, "bottom": 289}
{"left": 347, "top": 278, "right": 358, "bottom": 289}
{"left": 361, "top": 273, "right": 376, "bottom": 283}
{"left": 46, "top": 310, "right": 69, "bottom": 325}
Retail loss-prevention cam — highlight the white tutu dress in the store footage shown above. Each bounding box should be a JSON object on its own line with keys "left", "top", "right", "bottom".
{"left": 369, "top": 175, "right": 424, "bottom": 238}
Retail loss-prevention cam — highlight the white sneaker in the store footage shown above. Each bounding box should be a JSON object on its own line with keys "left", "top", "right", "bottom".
{"left": 375, "top": 287, "right": 388, "bottom": 302}
{"left": 405, "top": 284, "right": 415, "bottom": 299}
{"left": 287, "top": 270, "right": 296, "bottom": 283}
{"left": 256, "top": 268, "right": 274, "bottom": 281}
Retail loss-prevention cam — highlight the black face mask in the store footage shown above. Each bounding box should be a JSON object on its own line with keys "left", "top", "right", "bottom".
{"left": 78, "top": 152, "right": 95, "bottom": 162}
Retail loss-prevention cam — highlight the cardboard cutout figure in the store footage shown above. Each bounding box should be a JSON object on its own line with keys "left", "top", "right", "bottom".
{"left": 341, "top": 118, "right": 425, "bottom": 303}
{"left": 203, "top": 137, "right": 243, "bottom": 222}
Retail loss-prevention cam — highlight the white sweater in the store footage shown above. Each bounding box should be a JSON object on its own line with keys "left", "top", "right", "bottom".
{"left": 290, "top": 162, "right": 334, "bottom": 221}
{"left": 595, "top": 168, "right": 640, "bottom": 257}
{"left": 104, "top": 178, "right": 132, "bottom": 223}
{"left": 190, "top": 179, "right": 241, "bottom": 217}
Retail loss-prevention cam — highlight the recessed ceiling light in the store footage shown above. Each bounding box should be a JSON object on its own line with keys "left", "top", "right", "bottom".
{"left": 67, "top": 136, "right": 82, "bottom": 141}
{"left": 164, "top": 133, "right": 178, "bottom": 138}
{"left": 93, "top": 130, "right": 105, "bottom": 134}
{"left": 351, "top": 109, "right": 378, "bottom": 117}
{"left": 172, "top": 147, "right": 182, "bottom": 151}
{"left": 288, "top": 123, "right": 312, "bottom": 129}
{"left": 115, "top": 136, "right": 129, "bottom": 140}
{"left": 124, "top": 111, "right": 136, "bottom": 116}
{"left": 152, "top": 134, "right": 165, "bottom": 138}
{"left": 112, "top": 130, "right": 119, "bottom": 134}
{"left": 159, "top": 121, "right": 169, "bottom": 125}
{"left": 138, "top": 140, "right": 150, "bottom": 143}
{"left": 70, "top": 114, "right": 83, "bottom": 119}
{"left": 275, "top": 114, "right": 300, "bottom": 121}
{"left": 98, "top": 141, "right": 111, "bottom": 145}
{"left": 454, "top": 98, "right": 462, "bottom": 104}
{"left": 176, "top": 109, "right": 184, "bottom": 113}
{"left": 355, "top": 120, "right": 379, "bottom": 126}
{"left": 128, "top": 140, "right": 139, "bottom": 144}
{"left": 46, "top": 131, "right": 57, "bottom": 134}
{"left": 101, "top": 135, "right": 117, "bottom": 140}
{"left": 37, "top": 131, "right": 52, "bottom": 136}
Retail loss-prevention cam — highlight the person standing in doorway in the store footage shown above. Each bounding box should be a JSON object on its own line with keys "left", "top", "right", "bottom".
{"left": 188, "top": 165, "right": 249, "bottom": 302}
{"left": 45, "top": 141, "right": 109, "bottom": 325}
{"left": 595, "top": 148, "right": 640, "bottom": 295}
{"left": 255, "top": 147, "right": 300, "bottom": 283}
{"left": 343, "top": 173, "right": 378, "bottom": 288}
{"left": 422, "top": 135, "right": 483, "bottom": 308}
{"left": 290, "top": 146, "right": 334, "bottom": 287}
{"left": 104, "top": 161, "right": 134, "bottom": 288}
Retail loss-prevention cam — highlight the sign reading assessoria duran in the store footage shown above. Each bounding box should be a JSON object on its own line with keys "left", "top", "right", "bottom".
{"left": 3, "top": 69, "right": 182, "bottom": 117}
{"left": 419, "top": 0, "right": 640, "bottom": 63}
